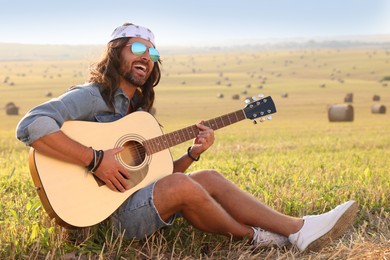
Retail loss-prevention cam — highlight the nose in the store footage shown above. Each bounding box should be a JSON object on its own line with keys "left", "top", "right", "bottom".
{"left": 137, "top": 49, "right": 150, "bottom": 61}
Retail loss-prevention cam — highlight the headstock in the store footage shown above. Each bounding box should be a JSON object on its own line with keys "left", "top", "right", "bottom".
{"left": 243, "top": 95, "right": 277, "bottom": 124}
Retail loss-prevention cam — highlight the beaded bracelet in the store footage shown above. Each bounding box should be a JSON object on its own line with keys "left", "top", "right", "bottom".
{"left": 187, "top": 146, "right": 200, "bottom": 161}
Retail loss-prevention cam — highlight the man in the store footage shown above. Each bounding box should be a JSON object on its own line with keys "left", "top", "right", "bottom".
{"left": 16, "top": 23, "right": 358, "bottom": 252}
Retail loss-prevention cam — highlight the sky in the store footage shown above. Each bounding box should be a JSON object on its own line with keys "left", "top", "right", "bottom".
{"left": 1, "top": 0, "right": 389, "bottom": 47}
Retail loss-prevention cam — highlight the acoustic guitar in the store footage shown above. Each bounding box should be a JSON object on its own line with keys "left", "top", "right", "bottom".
{"left": 29, "top": 96, "right": 277, "bottom": 228}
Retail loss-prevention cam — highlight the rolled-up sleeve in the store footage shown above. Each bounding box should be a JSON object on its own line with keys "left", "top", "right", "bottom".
{"left": 16, "top": 86, "right": 100, "bottom": 146}
{"left": 17, "top": 116, "right": 60, "bottom": 145}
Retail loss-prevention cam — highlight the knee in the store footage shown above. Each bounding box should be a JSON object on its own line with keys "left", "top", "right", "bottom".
{"left": 162, "top": 173, "right": 203, "bottom": 194}
{"left": 191, "top": 169, "right": 224, "bottom": 182}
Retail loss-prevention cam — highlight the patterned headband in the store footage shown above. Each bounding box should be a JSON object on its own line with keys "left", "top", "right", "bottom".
{"left": 110, "top": 24, "right": 155, "bottom": 46}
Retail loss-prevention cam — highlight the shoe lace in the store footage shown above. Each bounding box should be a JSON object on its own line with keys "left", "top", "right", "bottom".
{"left": 252, "top": 227, "right": 273, "bottom": 244}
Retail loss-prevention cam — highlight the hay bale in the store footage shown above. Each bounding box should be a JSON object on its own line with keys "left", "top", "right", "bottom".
{"left": 344, "top": 93, "right": 353, "bottom": 103}
{"left": 281, "top": 92, "right": 288, "bottom": 98}
{"left": 216, "top": 93, "right": 224, "bottom": 99}
{"left": 328, "top": 104, "right": 354, "bottom": 122}
{"left": 231, "top": 94, "right": 240, "bottom": 100}
{"left": 371, "top": 104, "right": 386, "bottom": 114}
{"left": 5, "top": 102, "right": 19, "bottom": 115}
{"left": 6, "top": 102, "right": 16, "bottom": 109}
{"left": 372, "top": 95, "right": 381, "bottom": 101}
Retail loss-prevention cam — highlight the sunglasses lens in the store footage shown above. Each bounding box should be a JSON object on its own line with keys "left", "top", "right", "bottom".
{"left": 130, "top": 42, "right": 159, "bottom": 62}
{"left": 149, "top": 48, "right": 160, "bottom": 62}
{"left": 131, "top": 42, "right": 147, "bottom": 55}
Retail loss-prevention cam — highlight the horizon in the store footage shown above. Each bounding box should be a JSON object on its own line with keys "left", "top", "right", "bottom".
{"left": 1, "top": 0, "right": 389, "bottom": 47}
{"left": 1, "top": 33, "right": 390, "bottom": 49}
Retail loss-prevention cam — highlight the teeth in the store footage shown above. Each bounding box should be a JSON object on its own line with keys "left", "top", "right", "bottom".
{"left": 135, "top": 65, "right": 146, "bottom": 72}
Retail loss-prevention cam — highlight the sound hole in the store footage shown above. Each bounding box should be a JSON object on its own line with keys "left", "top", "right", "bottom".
{"left": 119, "top": 140, "right": 146, "bottom": 167}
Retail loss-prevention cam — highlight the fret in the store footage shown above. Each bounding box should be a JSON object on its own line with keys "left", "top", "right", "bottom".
{"left": 234, "top": 111, "right": 240, "bottom": 122}
{"left": 182, "top": 126, "right": 190, "bottom": 140}
{"left": 171, "top": 131, "right": 179, "bottom": 145}
{"left": 148, "top": 137, "right": 156, "bottom": 154}
{"left": 155, "top": 136, "right": 165, "bottom": 151}
{"left": 143, "top": 140, "right": 151, "bottom": 155}
{"left": 178, "top": 129, "right": 186, "bottom": 143}
{"left": 218, "top": 116, "right": 226, "bottom": 128}
{"left": 187, "top": 125, "right": 199, "bottom": 139}
{"left": 166, "top": 132, "right": 175, "bottom": 148}
{"left": 227, "top": 113, "right": 234, "bottom": 125}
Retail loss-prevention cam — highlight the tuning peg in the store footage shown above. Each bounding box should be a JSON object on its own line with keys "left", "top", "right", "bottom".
{"left": 259, "top": 117, "right": 265, "bottom": 122}
{"left": 253, "top": 120, "right": 258, "bottom": 124}
{"left": 258, "top": 94, "right": 264, "bottom": 98}
{"left": 267, "top": 115, "right": 273, "bottom": 120}
{"left": 252, "top": 96, "right": 257, "bottom": 101}
{"left": 245, "top": 99, "right": 251, "bottom": 104}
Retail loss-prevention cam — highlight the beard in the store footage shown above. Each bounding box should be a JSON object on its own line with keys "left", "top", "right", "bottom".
{"left": 122, "top": 68, "right": 147, "bottom": 87}
{"left": 120, "top": 60, "right": 150, "bottom": 87}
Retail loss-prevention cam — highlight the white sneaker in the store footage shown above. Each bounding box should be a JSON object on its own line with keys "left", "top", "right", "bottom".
{"left": 289, "top": 200, "right": 358, "bottom": 252}
{"left": 251, "top": 227, "right": 291, "bottom": 248}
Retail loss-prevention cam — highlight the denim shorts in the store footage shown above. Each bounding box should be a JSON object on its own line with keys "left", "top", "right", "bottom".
{"left": 110, "top": 180, "right": 181, "bottom": 240}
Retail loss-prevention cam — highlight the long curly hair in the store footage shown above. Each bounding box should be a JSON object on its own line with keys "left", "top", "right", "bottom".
{"left": 88, "top": 26, "right": 161, "bottom": 112}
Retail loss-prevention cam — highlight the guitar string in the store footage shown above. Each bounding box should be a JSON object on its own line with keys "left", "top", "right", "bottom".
{"left": 118, "top": 111, "right": 246, "bottom": 163}
{"left": 116, "top": 109, "right": 256, "bottom": 164}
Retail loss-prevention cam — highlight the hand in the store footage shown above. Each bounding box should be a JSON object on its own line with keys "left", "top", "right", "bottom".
{"left": 191, "top": 121, "right": 215, "bottom": 157}
{"left": 92, "top": 147, "right": 131, "bottom": 192}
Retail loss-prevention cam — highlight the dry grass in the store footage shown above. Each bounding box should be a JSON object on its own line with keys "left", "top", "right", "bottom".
{"left": 1, "top": 46, "right": 389, "bottom": 259}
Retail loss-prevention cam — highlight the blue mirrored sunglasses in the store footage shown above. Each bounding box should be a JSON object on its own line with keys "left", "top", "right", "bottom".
{"left": 126, "top": 42, "right": 160, "bottom": 62}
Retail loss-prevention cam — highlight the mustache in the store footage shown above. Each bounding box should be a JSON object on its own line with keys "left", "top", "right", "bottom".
{"left": 133, "top": 59, "right": 149, "bottom": 67}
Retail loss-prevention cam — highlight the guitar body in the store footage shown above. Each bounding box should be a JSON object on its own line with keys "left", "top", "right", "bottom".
{"left": 29, "top": 111, "right": 173, "bottom": 228}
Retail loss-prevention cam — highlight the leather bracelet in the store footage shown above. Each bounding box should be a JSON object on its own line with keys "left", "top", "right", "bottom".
{"left": 91, "top": 150, "right": 104, "bottom": 173}
{"left": 187, "top": 146, "right": 200, "bottom": 161}
{"left": 86, "top": 148, "right": 97, "bottom": 171}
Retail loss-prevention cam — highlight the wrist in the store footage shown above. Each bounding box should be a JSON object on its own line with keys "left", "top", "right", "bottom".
{"left": 187, "top": 146, "right": 200, "bottom": 161}
{"left": 86, "top": 148, "right": 97, "bottom": 171}
{"left": 86, "top": 148, "right": 104, "bottom": 173}
{"left": 85, "top": 147, "right": 95, "bottom": 167}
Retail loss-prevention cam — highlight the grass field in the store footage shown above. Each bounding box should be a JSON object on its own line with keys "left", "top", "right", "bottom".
{"left": 0, "top": 46, "right": 389, "bottom": 259}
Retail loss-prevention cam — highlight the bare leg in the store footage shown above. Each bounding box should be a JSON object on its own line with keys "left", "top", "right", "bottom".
{"left": 153, "top": 171, "right": 303, "bottom": 239}
{"left": 189, "top": 170, "right": 303, "bottom": 236}
{"left": 153, "top": 173, "right": 252, "bottom": 238}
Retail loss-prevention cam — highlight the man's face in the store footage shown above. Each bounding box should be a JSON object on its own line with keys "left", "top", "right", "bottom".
{"left": 119, "top": 37, "right": 155, "bottom": 87}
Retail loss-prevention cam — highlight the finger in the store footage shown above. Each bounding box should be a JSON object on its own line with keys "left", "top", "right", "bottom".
{"left": 110, "top": 176, "right": 126, "bottom": 192}
{"left": 116, "top": 171, "right": 130, "bottom": 190}
{"left": 119, "top": 166, "right": 131, "bottom": 179}
{"left": 196, "top": 122, "right": 209, "bottom": 130}
{"left": 197, "top": 130, "right": 208, "bottom": 139}
{"left": 112, "top": 147, "right": 125, "bottom": 154}
{"left": 105, "top": 180, "right": 117, "bottom": 192}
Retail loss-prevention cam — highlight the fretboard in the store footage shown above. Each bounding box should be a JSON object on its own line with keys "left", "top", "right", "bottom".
{"left": 144, "top": 109, "right": 246, "bottom": 155}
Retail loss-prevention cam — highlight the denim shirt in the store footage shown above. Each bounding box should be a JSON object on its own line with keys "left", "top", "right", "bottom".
{"left": 16, "top": 82, "right": 137, "bottom": 146}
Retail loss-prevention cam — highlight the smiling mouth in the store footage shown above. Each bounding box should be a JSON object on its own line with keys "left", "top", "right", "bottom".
{"left": 134, "top": 64, "right": 147, "bottom": 73}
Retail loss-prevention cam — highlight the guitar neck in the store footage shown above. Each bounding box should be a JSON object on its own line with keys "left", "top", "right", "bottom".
{"left": 144, "top": 109, "right": 246, "bottom": 155}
